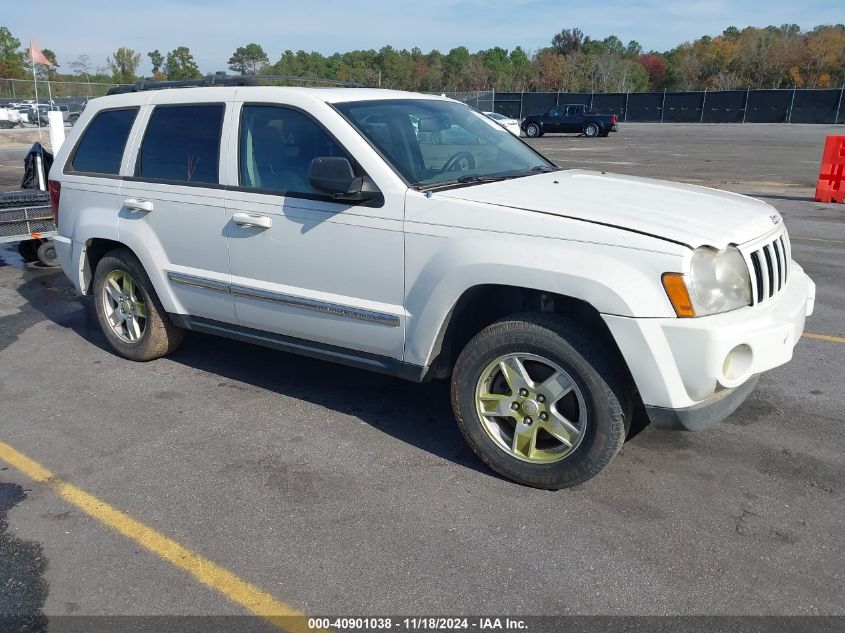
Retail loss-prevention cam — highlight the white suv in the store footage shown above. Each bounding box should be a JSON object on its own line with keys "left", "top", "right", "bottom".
{"left": 48, "top": 86, "right": 815, "bottom": 489}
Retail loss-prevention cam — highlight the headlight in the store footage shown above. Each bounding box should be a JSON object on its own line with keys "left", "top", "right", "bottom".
{"left": 663, "top": 246, "right": 752, "bottom": 317}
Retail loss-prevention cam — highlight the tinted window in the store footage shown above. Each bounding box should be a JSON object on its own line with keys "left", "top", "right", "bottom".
{"left": 240, "top": 105, "right": 351, "bottom": 195}
{"left": 71, "top": 108, "right": 138, "bottom": 174}
{"left": 137, "top": 104, "right": 223, "bottom": 184}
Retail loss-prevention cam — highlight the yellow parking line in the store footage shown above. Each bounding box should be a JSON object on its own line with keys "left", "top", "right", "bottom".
{"left": 0, "top": 441, "right": 317, "bottom": 633}
{"left": 803, "top": 332, "right": 845, "bottom": 344}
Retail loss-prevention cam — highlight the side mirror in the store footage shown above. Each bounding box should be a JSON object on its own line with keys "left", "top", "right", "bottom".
{"left": 308, "top": 157, "right": 379, "bottom": 203}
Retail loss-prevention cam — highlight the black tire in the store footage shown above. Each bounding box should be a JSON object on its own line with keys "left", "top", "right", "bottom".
{"left": 93, "top": 248, "right": 184, "bottom": 361}
{"left": 68, "top": 114, "right": 79, "bottom": 126}
{"left": 36, "top": 240, "right": 59, "bottom": 267}
{"left": 451, "top": 313, "right": 629, "bottom": 489}
{"left": 524, "top": 123, "right": 541, "bottom": 138}
{"left": 584, "top": 123, "right": 600, "bottom": 138}
{"left": 0, "top": 189, "right": 50, "bottom": 210}
{"left": 17, "top": 239, "right": 39, "bottom": 262}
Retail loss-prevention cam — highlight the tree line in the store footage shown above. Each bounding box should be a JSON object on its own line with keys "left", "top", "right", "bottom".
{"left": 1, "top": 24, "right": 843, "bottom": 92}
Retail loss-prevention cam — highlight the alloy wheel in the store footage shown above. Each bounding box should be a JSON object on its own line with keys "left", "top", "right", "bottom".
{"left": 474, "top": 353, "right": 586, "bottom": 464}
{"left": 102, "top": 269, "right": 147, "bottom": 343}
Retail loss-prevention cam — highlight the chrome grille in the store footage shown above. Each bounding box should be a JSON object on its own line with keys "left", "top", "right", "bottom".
{"left": 742, "top": 229, "right": 790, "bottom": 306}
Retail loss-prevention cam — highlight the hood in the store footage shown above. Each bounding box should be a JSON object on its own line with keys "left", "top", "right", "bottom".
{"left": 437, "top": 170, "right": 781, "bottom": 249}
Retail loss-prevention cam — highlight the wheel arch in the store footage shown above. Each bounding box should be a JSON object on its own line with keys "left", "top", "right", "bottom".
{"left": 523, "top": 119, "right": 542, "bottom": 134}
{"left": 81, "top": 238, "right": 126, "bottom": 294}
{"left": 423, "top": 284, "right": 631, "bottom": 384}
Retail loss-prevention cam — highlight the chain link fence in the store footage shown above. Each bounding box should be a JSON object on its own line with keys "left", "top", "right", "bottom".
{"left": 491, "top": 88, "right": 845, "bottom": 124}
{"left": 433, "top": 91, "right": 495, "bottom": 112}
{"left": 0, "top": 78, "right": 130, "bottom": 109}
{"left": 3, "top": 80, "right": 843, "bottom": 124}
{"left": 433, "top": 88, "right": 845, "bottom": 124}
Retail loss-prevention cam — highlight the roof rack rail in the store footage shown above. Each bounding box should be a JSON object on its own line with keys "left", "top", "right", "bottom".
{"left": 107, "top": 74, "right": 364, "bottom": 95}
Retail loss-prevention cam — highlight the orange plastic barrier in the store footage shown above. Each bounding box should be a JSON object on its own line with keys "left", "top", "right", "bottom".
{"left": 815, "top": 135, "right": 845, "bottom": 203}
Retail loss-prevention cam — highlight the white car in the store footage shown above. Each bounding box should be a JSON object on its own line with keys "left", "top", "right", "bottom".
{"left": 0, "top": 106, "right": 23, "bottom": 128}
{"left": 483, "top": 111, "right": 520, "bottom": 136}
{"left": 49, "top": 86, "right": 815, "bottom": 489}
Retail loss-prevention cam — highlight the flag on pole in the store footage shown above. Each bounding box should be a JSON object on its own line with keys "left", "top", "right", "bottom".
{"left": 28, "top": 42, "right": 53, "bottom": 66}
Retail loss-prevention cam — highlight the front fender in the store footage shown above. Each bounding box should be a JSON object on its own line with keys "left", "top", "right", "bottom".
{"left": 403, "top": 230, "right": 680, "bottom": 367}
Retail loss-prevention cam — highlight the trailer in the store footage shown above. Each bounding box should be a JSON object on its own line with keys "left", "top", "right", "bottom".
{"left": 0, "top": 189, "right": 59, "bottom": 266}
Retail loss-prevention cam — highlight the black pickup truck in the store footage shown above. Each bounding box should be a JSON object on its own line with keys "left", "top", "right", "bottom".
{"left": 521, "top": 104, "right": 618, "bottom": 138}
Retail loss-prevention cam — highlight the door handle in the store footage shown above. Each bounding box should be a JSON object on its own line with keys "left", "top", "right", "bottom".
{"left": 232, "top": 212, "right": 272, "bottom": 229}
{"left": 123, "top": 198, "right": 154, "bottom": 213}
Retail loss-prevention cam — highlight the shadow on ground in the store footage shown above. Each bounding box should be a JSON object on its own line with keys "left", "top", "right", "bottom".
{"left": 0, "top": 482, "right": 48, "bottom": 631}
{"left": 13, "top": 269, "right": 497, "bottom": 478}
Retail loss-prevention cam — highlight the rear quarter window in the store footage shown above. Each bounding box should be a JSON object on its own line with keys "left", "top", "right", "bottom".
{"left": 70, "top": 108, "right": 138, "bottom": 175}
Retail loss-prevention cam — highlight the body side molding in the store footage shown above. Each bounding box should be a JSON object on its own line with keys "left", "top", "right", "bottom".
{"left": 166, "top": 271, "right": 400, "bottom": 327}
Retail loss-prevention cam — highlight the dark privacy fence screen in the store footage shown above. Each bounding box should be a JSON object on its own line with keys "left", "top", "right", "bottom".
{"left": 482, "top": 89, "right": 845, "bottom": 124}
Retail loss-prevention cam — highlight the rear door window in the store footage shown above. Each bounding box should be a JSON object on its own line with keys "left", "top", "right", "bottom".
{"left": 70, "top": 108, "right": 138, "bottom": 175}
{"left": 136, "top": 104, "right": 224, "bottom": 185}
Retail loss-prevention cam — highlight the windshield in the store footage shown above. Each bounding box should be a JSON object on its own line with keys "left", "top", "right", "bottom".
{"left": 335, "top": 99, "right": 554, "bottom": 190}
{"left": 485, "top": 112, "right": 507, "bottom": 121}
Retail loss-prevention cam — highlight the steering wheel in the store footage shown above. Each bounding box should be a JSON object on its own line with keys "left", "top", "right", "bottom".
{"left": 440, "top": 151, "right": 476, "bottom": 174}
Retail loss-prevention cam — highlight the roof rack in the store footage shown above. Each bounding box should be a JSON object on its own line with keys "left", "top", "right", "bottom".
{"left": 107, "top": 74, "right": 364, "bottom": 95}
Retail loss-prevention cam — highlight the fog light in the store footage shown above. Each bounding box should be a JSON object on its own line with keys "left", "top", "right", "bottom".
{"left": 722, "top": 344, "right": 753, "bottom": 382}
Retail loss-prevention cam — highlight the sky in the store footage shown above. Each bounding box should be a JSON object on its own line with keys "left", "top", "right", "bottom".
{"left": 6, "top": 0, "right": 844, "bottom": 75}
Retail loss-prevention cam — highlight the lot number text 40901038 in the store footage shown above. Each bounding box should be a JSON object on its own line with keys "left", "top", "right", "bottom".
{"left": 307, "top": 618, "right": 528, "bottom": 631}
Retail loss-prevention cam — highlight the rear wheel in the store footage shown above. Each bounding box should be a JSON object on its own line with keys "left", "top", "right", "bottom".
{"left": 584, "top": 123, "right": 600, "bottom": 138}
{"left": 451, "top": 313, "right": 628, "bottom": 489}
{"left": 524, "top": 123, "right": 540, "bottom": 138}
{"left": 93, "top": 248, "right": 183, "bottom": 361}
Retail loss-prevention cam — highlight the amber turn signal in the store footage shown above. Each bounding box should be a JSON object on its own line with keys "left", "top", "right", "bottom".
{"left": 662, "top": 273, "right": 696, "bottom": 318}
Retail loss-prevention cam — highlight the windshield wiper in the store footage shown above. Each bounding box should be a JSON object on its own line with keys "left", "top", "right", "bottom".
{"left": 415, "top": 175, "right": 508, "bottom": 192}
{"left": 455, "top": 174, "right": 509, "bottom": 184}
{"left": 414, "top": 166, "right": 559, "bottom": 193}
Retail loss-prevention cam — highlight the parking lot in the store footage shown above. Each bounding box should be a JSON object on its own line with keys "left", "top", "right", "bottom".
{"left": 0, "top": 123, "right": 843, "bottom": 625}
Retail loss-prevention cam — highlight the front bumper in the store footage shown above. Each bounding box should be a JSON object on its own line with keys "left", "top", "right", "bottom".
{"left": 603, "top": 264, "right": 815, "bottom": 429}
{"left": 645, "top": 376, "right": 760, "bottom": 430}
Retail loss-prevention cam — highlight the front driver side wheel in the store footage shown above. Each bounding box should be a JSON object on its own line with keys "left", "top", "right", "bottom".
{"left": 451, "top": 313, "right": 628, "bottom": 489}
{"left": 93, "top": 248, "right": 184, "bottom": 361}
{"left": 524, "top": 123, "right": 541, "bottom": 138}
